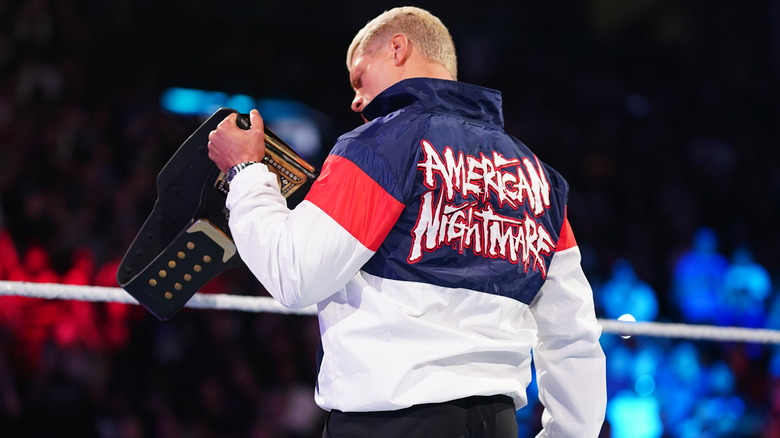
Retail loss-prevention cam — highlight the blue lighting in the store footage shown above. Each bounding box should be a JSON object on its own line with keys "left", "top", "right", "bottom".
{"left": 159, "top": 87, "right": 324, "bottom": 159}
{"left": 160, "top": 87, "right": 203, "bottom": 115}
{"left": 225, "top": 94, "right": 256, "bottom": 113}
{"left": 635, "top": 374, "right": 656, "bottom": 397}
{"left": 160, "top": 87, "right": 228, "bottom": 116}
{"left": 607, "top": 390, "right": 663, "bottom": 438}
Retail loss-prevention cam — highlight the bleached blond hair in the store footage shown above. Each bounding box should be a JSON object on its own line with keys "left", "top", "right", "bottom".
{"left": 346, "top": 6, "right": 458, "bottom": 79}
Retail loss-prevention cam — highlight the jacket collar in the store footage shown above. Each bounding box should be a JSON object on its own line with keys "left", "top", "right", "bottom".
{"left": 361, "top": 78, "right": 505, "bottom": 128}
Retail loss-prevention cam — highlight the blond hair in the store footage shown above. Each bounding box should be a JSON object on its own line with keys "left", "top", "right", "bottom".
{"left": 346, "top": 6, "right": 458, "bottom": 79}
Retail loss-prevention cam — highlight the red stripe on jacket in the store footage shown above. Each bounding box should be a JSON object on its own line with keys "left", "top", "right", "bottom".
{"left": 557, "top": 215, "right": 577, "bottom": 251}
{"left": 305, "top": 155, "right": 405, "bottom": 252}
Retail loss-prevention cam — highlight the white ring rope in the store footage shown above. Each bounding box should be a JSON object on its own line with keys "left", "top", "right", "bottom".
{"left": 0, "top": 281, "right": 312, "bottom": 315}
{"left": 3, "top": 280, "right": 780, "bottom": 344}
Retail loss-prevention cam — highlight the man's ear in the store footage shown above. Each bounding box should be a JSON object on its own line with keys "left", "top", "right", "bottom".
{"left": 389, "top": 34, "right": 411, "bottom": 66}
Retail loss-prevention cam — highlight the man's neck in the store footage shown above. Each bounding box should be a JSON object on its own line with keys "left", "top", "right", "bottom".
{"left": 400, "top": 57, "right": 455, "bottom": 82}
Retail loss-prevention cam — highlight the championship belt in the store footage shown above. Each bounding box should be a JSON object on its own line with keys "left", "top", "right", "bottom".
{"left": 116, "top": 107, "right": 319, "bottom": 320}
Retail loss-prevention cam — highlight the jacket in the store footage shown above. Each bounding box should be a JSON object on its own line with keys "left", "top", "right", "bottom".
{"left": 226, "top": 77, "right": 606, "bottom": 436}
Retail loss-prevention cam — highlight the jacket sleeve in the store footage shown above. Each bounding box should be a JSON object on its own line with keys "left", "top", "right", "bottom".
{"left": 225, "top": 152, "right": 405, "bottom": 309}
{"left": 530, "top": 218, "right": 606, "bottom": 437}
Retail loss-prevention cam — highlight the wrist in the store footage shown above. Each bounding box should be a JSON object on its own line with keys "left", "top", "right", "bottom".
{"left": 226, "top": 161, "right": 260, "bottom": 184}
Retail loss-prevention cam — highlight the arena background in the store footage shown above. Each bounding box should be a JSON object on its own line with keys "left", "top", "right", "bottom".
{"left": 1, "top": 1, "right": 779, "bottom": 437}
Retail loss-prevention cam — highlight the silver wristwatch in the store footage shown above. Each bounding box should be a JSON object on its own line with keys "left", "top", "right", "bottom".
{"left": 226, "top": 161, "right": 260, "bottom": 184}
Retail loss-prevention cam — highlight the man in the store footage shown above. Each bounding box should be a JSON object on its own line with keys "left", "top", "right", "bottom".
{"left": 208, "top": 6, "right": 606, "bottom": 437}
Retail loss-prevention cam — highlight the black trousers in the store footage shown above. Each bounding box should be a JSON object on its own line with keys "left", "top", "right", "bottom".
{"left": 322, "top": 394, "right": 518, "bottom": 438}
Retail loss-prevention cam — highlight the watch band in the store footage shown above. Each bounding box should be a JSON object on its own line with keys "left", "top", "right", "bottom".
{"left": 226, "top": 160, "right": 260, "bottom": 184}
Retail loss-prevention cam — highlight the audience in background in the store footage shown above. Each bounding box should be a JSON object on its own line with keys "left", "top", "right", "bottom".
{"left": 669, "top": 227, "right": 731, "bottom": 325}
{"left": 599, "top": 258, "right": 658, "bottom": 322}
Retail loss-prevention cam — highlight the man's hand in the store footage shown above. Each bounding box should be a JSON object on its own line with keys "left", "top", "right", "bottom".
{"left": 207, "top": 109, "right": 266, "bottom": 173}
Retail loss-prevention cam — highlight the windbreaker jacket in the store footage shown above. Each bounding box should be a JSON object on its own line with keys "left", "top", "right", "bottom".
{"left": 226, "top": 78, "right": 606, "bottom": 437}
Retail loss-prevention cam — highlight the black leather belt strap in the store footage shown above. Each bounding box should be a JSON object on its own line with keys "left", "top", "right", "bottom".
{"left": 116, "top": 108, "right": 318, "bottom": 320}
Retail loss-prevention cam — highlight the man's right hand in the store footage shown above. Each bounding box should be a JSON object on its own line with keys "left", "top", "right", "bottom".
{"left": 207, "top": 109, "right": 266, "bottom": 174}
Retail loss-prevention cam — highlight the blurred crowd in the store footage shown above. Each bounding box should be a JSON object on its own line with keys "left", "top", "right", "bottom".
{"left": 1, "top": 1, "right": 779, "bottom": 437}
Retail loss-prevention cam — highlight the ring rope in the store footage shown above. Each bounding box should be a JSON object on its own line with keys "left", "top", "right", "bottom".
{"left": 3, "top": 281, "right": 780, "bottom": 344}
{"left": 0, "top": 280, "right": 310, "bottom": 315}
